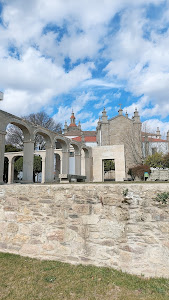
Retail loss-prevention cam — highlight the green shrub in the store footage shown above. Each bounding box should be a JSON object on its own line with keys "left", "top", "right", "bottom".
{"left": 155, "top": 192, "right": 169, "bottom": 204}
{"left": 128, "top": 164, "right": 150, "bottom": 180}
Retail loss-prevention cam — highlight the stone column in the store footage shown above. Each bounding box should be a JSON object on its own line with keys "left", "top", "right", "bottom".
{"left": 85, "top": 156, "right": 91, "bottom": 182}
{"left": 41, "top": 157, "right": 46, "bottom": 184}
{"left": 62, "top": 150, "right": 69, "bottom": 174}
{"left": 75, "top": 153, "right": 81, "bottom": 175}
{"left": 8, "top": 158, "right": 14, "bottom": 184}
{"left": 45, "top": 147, "right": 54, "bottom": 182}
{"left": 23, "top": 141, "right": 34, "bottom": 183}
{"left": 0, "top": 131, "right": 6, "bottom": 184}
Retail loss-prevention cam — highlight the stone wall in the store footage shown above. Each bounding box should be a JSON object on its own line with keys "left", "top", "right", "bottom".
{"left": 148, "top": 168, "right": 169, "bottom": 181}
{"left": 0, "top": 183, "right": 169, "bottom": 278}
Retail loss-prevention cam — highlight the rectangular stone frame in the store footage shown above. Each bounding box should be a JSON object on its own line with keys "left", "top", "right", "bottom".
{"left": 92, "top": 145, "right": 125, "bottom": 182}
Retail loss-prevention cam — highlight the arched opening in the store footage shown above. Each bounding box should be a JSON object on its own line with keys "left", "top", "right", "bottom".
{"left": 54, "top": 137, "right": 70, "bottom": 176}
{"left": 33, "top": 154, "right": 42, "bottom": 182}
{"left": 14, "top": 155, "right": 23, "bottom": 182}
{"left": 70, "top": 142, "right": 81, "bottom": 176}
{"left": 33, "top": 129, "right": 53, "bottom": 183}
{"left": 3, "top": 119, "right": 32, "bottom": 183}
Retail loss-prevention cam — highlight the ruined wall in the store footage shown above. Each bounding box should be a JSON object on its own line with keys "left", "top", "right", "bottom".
{"left": 0, "top": 183, "right": 169, "bottom": 278}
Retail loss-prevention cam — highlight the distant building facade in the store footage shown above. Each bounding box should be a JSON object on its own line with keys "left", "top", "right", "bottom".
{"left": 96, "top": 107, "right": 142, "bottom": 171}
{"left": 142, "top": 127, "right": 169, "bottom": 158}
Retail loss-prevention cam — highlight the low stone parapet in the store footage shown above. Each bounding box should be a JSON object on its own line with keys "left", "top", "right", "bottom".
{"left": 148, "top": 168, "right": 169, "bottom": 181}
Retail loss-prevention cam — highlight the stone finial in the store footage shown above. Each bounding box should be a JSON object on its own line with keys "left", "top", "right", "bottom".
{"left": 118, "top": 104, "right": 123, "bottom": 116}
{"left": 101, "top": 107, "right": 108, "bottom": 122}
{"left": 63, "top": 121, "right": 68, "bottom": 133}
{"left": 78, "top": 121, "right": 81, "bottom": 130}
{"left": 97, "top": 117, "right": 101, "bottom": 124}
{"left": 133, "top": 108, "right": 141, "bottom": 123}
{"left": 156, "top": 127, "right": 161, "bottom": 139}
{"left": 125, "top": 111, "right": 128, "bottom": 118}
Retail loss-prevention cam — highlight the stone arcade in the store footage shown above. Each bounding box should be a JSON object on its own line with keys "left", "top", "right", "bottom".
{"left": 0, "top": 110, "right": 92, "bottom": 184}
{"left": 0, "top": 107, "right": 143, "bottom": 184}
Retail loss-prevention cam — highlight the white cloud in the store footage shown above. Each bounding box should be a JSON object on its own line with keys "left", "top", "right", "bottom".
{"left": 0, "top": 0, "right": 169, "bottom": 128}
{"left": 53, "top": 92, "right": 96, "bottom": 125}
{"left": 94, "top": 98, "right": 110, "bottom": 109}
{"left": 142, "top": 119, "right": 169, "bottom": 137}
{"left": 104, "top": 4, "right": 169, "bottom": 119}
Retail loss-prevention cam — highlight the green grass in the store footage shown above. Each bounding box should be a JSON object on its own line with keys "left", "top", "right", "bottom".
{"left": 0, "top": 253, "right": 169, "bottom": 300}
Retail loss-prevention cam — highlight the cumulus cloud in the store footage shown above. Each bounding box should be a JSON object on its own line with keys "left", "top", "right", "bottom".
{"left": 0, "top": 0, "right": 169, "bottom": 129}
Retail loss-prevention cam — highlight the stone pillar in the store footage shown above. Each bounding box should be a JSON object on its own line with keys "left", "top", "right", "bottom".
{"left": 85, "top": 156, "right": 91, "bottom": 182}
{"left": 0, "top": 131, "right": 6, "bottom": 184}
{"left": 62, "top": 150, "right": 69, "bottom": 174}
{"left": 8, "top": 158, "right": 14, "bottom": 184}
{"left": 41, "top": 157, "right": 46, "bottom": 184}
{"left": 45, "top": 147, "right": 54, "bottom": 182}
{"left": 75, "top": 153, "right": 81, "bottom": 175}
{"left": 23, "top": 141, "right": 34, "bottom": 183}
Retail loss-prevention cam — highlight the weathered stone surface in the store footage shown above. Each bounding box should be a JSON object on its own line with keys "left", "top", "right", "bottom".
{"left": 0, "top": 183, "right": 169, "bottom": 278}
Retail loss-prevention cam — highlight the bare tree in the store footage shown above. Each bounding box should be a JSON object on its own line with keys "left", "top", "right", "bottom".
{"left": 122, "top": 126, "right": 143, "bottom": 167}
{"left": 6, "top": 112, "right": 62, "bottom": 150}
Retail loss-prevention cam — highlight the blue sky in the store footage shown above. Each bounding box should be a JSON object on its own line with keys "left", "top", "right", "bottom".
{"left": 0, "top": 0, "right": 169, "bottom": 134}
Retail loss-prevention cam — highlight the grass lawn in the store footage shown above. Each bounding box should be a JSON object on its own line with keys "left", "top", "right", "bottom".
{"left": 0, "top": 252, "right": 168, "bottom": 300}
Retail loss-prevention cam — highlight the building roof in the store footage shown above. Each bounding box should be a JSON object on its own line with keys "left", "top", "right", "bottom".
{"left": 69, "top": 123, "right": 77, "bottom": 127}
{"left": 141, "top": 132, "right": 157, "bottom": 137}
{"left": 72, "top": 136, "right": 97, "bottom": 142}
{"left": 142, "top": 137, "right": 167, "bottom": 142}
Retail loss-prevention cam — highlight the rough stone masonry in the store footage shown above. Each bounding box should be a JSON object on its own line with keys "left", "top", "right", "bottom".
{"left": 0, "top": 183, "right": 169, "bottom": 278}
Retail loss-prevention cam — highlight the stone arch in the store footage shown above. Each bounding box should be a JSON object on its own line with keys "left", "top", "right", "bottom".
{"left": 4, "top": 118, "right": 34, "bottom": 183}
{"left": 5, "top": 118, "right": 32, "bottom": 142}
{"left": 33, "top": 129, "right": 54, "bottom": 183}
{"left": 33, "top": 128, "right": 53, "bottom": 149}
{"left": 54, "top": 135, "right": 70, "bottom": 151}
{"left": 81, "top": 145, "right": 91, "bottom": 158}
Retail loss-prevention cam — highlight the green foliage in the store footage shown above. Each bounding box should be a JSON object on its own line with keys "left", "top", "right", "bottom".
{"left": 128, "top": 165, "right": 150, "bottom": 180}
{"left": 33, "top": 155, "right": 42, "bottom": 173}
{"left": 145, "top": 152, "right": 169, "bottom": 169}
{"left": 145, "top": 152, "right": 164, "bottom": 168}
{"left": 14, "top": 157, "right": 23, "bottom": 173}
{"left": 163, "top": 153, "right": 169, "bottom": 168}
{"left": 104, "top": 159, "right": 115, "bottom": 171}
{"left": 155, "top": 192, "right": 169, "bottom": 204}
{"left": 14, "top": 155, "right": 42, "bottom": 174}
{"left": 5, "top": 144, "right": 22, "bottom": 152}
